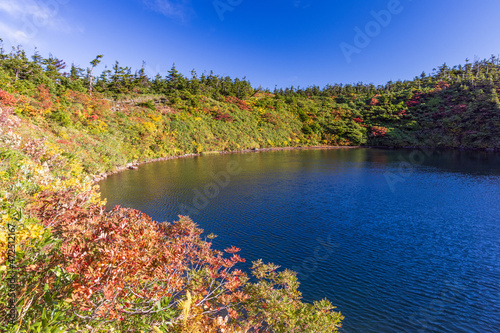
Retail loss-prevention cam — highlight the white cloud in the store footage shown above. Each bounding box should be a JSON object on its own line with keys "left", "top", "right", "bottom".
{"left": 0, "top": 0, "right": 73, "bottom": 45}
{"left": 142, "top": 0, "right": 193, "bottom": 22}
{"left": 0, "top": 1, "right": 23, "bottom": 15}
{"left": 0, "top": 22, "right": 32, "bottom": 45}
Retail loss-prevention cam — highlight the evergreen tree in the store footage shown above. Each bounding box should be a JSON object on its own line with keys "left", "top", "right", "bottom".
{"left": 88, "top": 54, "right": 103, "bottom": 94}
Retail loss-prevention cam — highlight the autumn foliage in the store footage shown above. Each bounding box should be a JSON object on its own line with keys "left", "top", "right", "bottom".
{"left": 371, "top": 126, "right": 388, "bottom": 137}
{"left": 0, "top": 90, "right": 18, "bottom": 107}
{"left": 434, "top": 80, "right": 450, "bottom": 91}
{"left": 225, "top": 96, "right": 252, "bottom": 111}
{"left": 28, "top": 186, "right": 251, "bottom": 330}
{"left": 369, "top": 96, "right": 380, "bottom": 106}
{"left": 406, "top": 92, "right": 424, "bottom": 107}
{"left": 35, "top": 84, "right": 54, "bottom": 111}
{"left": 212, "top": 109, "right": 233, "bottom": 122}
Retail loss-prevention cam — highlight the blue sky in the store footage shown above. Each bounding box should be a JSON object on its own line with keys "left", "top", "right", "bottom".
{"left": 1, "top": 0, "right": 500, "bottom": 89}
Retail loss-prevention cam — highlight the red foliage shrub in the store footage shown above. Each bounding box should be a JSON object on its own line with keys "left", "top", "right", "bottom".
{"left": 225, "top": 96, "right": 239, "bottom": 104}
{"left": 371, "top": 126, "right": 388, "bottom": 137}
{"left": 237, "top": 100, "right": 251, "bottom": 111}
{"left": 36, "top": 84, "right": 53, "bottom": 110}
{"left": 65, "top": 90, "right": 110, "bottom": 117}
{"left": 29, "top": 189, "right": 248, "bottom": 324}
{"left": 263, "top": 112, "right": 279, "bottom": 125}
{"left": 434, "top": 81, "right": 450, "bottom": 91}
{"left": 66, "top": 90, "right": 91, "bottom": 104}
{"left": 225, "top": 96, "right": 252, "bottom": 111}
{"left": 213, "top": 110, "right": 233, "bottom": 122}
{"left": 353, "top": 117, "right": 363, "bottom": 123}
{"left": 406, "top": 92, "right": 424, "bottom": 107}
{"left": 21, "top": 138, "right": 46, "bottom": 160}
{"left": 0, "top": 90, "right": 18, "bottom": 106}
{"left": 369, "top": 96, "right": 380, "bottom": 106}
{"left": 0, "top": 105, "right": 20, "bottom": 129}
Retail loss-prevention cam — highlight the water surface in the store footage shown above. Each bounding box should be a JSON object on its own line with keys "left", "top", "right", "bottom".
{"left": 100, "top": 148, "right": 500, "bottom": 332}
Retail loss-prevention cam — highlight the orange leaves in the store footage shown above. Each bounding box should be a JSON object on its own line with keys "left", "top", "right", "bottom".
{"left": 406, "top": 92, "right": 424, "bottom": 107}
{"left": 369, "top": 97, "right": 380, "bottom": 106}
{"left": 22, "top": 153, "right": 341, "bottom": 329}
{"left": 35, "top": 84, "right": 53, "bottom": 111}
{"left": 0, "top": 90, "right": 18, "bottom": 107}
{"left": 29, "top": 187, "right": 252, "bottom": 326}
{"left": 66, "top": 89, "right": 92, "bottom": 105}
{"left": 371, "top": 126, "right": 388, "bottom": 137}
{"left": 434, "top": 80, "right": 450, "bottom": 91}
{"left": 225, "top": 96, "right": 239, "bottom": 104}
{"left": 225, "top": 245, "right": 241, "bottom": 254}
{"left": 227, "top": 307, "right": 239, "bottom": 319}
{"left": 224, "top": 96, "right": 252, "bottom": 111}
{"left": 230, "top": 254, "right": 245, "bottom": 263}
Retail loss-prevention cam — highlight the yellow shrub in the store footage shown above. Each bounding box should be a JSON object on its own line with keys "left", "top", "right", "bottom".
{"left": 148, "top": 114, "right": 162, "bottom": 123}
{"left": 142, "top": 121, "right": 157, "bottom": 134}
{"left": 0, "top": 215, "right": 45, "bottom": 265}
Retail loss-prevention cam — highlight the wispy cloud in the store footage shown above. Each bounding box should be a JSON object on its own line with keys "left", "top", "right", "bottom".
{"left": 0, "top": 0, "right": 73, "bottom": 45}
{"left": 0, "top": 22, "right": 32, "bottom": 45}
{"left": 1, "top": 1, "right": 52, "bottom": 24}
{"left": 142, "top": 0, "right": 194, "bottom": 22}
{"left": 294, "top": 1, "right": 311, "bottom": 9}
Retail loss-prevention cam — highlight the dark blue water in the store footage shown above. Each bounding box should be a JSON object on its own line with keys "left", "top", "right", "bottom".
{"left": 99, "top": 148, "right": 500, "bottom": 332}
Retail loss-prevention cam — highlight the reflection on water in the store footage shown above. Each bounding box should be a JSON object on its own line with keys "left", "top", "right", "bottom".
{"left": 100, "top": 148, "right": 500, "bottom": 333}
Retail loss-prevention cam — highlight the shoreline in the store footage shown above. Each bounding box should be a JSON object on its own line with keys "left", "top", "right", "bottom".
{"left": 92, "top": 144, "right": 499, "bottom": 183}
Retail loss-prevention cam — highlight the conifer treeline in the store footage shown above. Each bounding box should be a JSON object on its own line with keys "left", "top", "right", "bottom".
{"left": 2, "top": 38, "right": 500, "bottom": 99}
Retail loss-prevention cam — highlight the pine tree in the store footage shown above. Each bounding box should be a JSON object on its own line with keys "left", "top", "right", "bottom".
{"left": 88, "top": 54, "right": 103, "bottom": 94}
